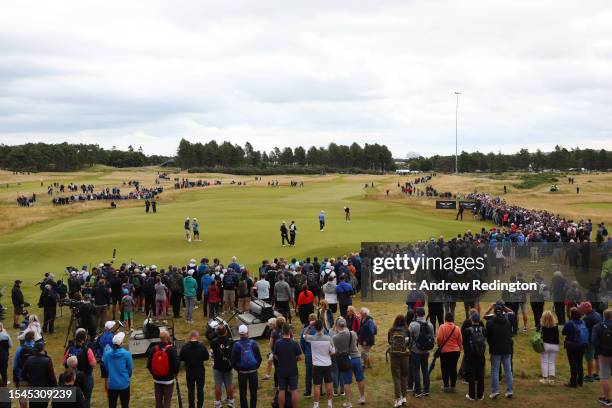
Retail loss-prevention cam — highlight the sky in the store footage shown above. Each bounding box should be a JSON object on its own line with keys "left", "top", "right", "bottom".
{"left": 1, "top": 0, "right": 611, "bottom": 158}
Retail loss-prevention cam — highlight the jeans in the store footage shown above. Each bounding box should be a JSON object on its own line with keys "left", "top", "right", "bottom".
{"left": 410, "top": 352, "right": 429, "bottom": 394}
{"left": 428, "top": 303, "right": 444, "bottom": 332}
{"left": 440, "top": 351, "right": 460, "bottom": 388}
{"left": 238, "top": 371, "right": 258, "bottom": 408}
{"left": 209, "top": 302, "right": 220, "bottom": 318}
{"left": 185, "top": 296, "right": 196, "bottom": 321}
{"left": 490, "top": 354, "right": 513, "bottom": 394}
{"left": 186, "top": 372, "right": 204, "bottom": 408}
{"left": 331, "top": 360, "right": 344, "bottom": 393}
{"left": 554, "top": 302, "right": 566, "bottom": 325}
{"left": 304, "top": 355, "right": 313, "bottom": 395}
{"left": 154, "top": 382, "right": 174, "bottom": 408}
{"left": 82, "top": 373, "right": 94, "bottom": 408}
{"left": 108, "top": 387, "right": 130, "bottom": 408}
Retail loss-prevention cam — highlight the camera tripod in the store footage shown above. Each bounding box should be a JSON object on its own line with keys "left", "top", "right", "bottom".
{"left": 63, "top": 309, "right": 80, "bottom": 348}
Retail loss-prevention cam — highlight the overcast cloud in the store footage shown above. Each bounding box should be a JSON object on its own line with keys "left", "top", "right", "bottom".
{"left": 1, "top": 0, "right": 611, "bottom": 157}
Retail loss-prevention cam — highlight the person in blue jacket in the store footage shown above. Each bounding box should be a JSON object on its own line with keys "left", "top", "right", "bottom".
{"left": 103, "top": 331, "right": 133, "bottom": 408}
{"left": 200, "top": 270, "right": 213, "bottom": 318}
{"left": 319, "top": 211, "right": 326, "bottom": 231}
{"left": 562, "top": 307, "right": 588, "bottom": 388}
{"left": 591, "top": 308, "right": 612, "bottom": 406}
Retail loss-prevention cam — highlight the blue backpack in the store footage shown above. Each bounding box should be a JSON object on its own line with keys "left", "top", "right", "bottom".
{"left": 574, "top": 321, "right": 589, "bottom": 347}
{"left": 237, "top": 340, "right": 258, "bottom": 371}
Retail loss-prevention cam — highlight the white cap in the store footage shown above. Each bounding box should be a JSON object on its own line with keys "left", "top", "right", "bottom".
{"left": 190, "top": 259, "right": 196, "bottom": 264}
{"left": 343, "top": 260, "right": 348, "bottom": 266}
{"left": 112, "top": 332, "right": 125, "bottom": 345}
{"left": 99, "top": 263, "right": 104, "bottom": 267}
{"left": 105, "top": 321, "right": 115, "bottom": 330}
{"left": 151, "top": 265, "right": 157, "bottom": 269}
{"left": 187, "top": 269, "right": 194, "bottom": 276}
{"left": 193, "top": 218, "right": 197, "bottom": 221}
{"left": 238, "top": 325, "right": 248, "bottom": 335}
{"left": 70, "top": 271, "right": 77, "bottom": 276}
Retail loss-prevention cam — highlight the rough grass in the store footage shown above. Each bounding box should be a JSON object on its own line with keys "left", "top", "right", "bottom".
{"left": 0, "top": 170, "right": 611, "bottom": 407}
{"left": 513, "top": 173, "right": 560, "bottom": 190}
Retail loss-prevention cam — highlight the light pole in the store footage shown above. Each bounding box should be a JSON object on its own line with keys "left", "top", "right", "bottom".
{"left": 454, "top": 91, "right": 461, "bottom": 174}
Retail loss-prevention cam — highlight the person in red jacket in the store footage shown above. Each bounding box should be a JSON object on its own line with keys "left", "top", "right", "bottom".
{"left": 436, "top": 312, "right": 463, "bottom": 392}
{"left": 207, "top": 280, "right": 222, "bottom": 318}
{"left": 296, "top": 285, "right": 315, "bottom": 326}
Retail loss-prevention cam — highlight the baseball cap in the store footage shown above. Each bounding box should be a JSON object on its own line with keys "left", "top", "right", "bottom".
{"left": 238, "top": 325, "right": 248, "bottom": 335}
{"left": 105, "top": 321, "right": 115, "bottom": 330}
{"left": 112, "top": 332, "right": 125, "bottom": 345}
{"left": 187, "top": 270, "right": 194, "bottom": 276}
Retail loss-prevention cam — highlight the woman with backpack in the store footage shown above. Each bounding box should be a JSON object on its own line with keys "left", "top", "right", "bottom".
{"left": 297, "top": 285, "right": 315, "bottom": 326}
{"left": 388, "top": 315, "right": 411, "bottom": 407}
{"left": 436, "top": 312, "right": 462, "bottom": 393}
{"left": 562, "top": 307, "right": 588, "bottom": 387}
{"left": 462, "top": 311, "right": 486, "bottom": 400}
{"left": 539, "top": 311, "right": 559, "bottom": 385}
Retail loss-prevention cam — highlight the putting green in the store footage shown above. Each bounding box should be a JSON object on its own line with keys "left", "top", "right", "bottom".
{"left": 0, "top": 175, "right": 480, "bottom": 298}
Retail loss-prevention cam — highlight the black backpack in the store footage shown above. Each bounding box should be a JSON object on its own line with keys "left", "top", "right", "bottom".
{"left": 600, "top": 323, "right": 612, "bottom": 357}
{"left": 223, "top": 273, "right": 236, "bottom": 290}
{"left": 414, "top": 322, "right": 435, "bottom": 351}
{"left": 306, "top": 271, "right": 319, "bottom": 289}
{"left": 467, "top": 326, "right": 486, "bottom": 357}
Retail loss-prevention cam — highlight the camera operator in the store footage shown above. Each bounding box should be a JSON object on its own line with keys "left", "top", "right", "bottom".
{"left": 11, "top": 280, "right": 25, "bottom": 329}
{"left": 68, "top": 271, "right": 82, "bottom": 300}
{"left": 109, "top": 269, "right": 125, "bottom": 321}
{"left": 38, "top": 284, "right": 59, "bottom": 334}
{"left": 77, "top": 294, "right": 98, "bottom": 341}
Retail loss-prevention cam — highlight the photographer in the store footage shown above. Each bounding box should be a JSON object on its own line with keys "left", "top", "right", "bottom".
{"left": 38, "top": 284, "right": 59, "bottom": 334}
{"left": 93, "top": 279, "right": 111, "bottom": 332}
{"left": 11, "top": 280, "right": 25, "bottom": 329}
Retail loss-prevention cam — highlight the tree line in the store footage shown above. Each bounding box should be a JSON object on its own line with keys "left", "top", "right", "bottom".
{"left": 0, "top": 143, "right": 170, "bottom": 172}
{"left": 407, "top": 146, "right": 612, "bottom": 172}
{"left": 176, "top": 138, "right": 396, "bottom": 172}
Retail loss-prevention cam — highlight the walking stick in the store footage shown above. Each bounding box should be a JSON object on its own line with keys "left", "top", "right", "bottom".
{"left": 175, "top": 376, "right": 183, "bottom": 408}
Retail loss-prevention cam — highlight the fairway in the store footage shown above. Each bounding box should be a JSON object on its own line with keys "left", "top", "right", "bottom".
{"left": 0, "top": 174, "right": 482, "bottom": 295}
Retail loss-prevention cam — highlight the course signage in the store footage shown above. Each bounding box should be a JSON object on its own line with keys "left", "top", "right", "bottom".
{"left": 459, "top": 201, "right": 477, "bottom": 210}
{"left": 435, "top": 200, "right": 456, "bottom": 209}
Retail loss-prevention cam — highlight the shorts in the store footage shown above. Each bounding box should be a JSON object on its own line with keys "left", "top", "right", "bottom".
{"left": 223, "top": 290, "right": 236, "bottom": 303}
{"left": 213, "top": 369, "right": 233, "bottom": 386}
{"left": 123, "top": 311, "right": 133, "bottom": 321}
{"left": 13, "top": 305, "right": 23, "bottom": 315}
{"left": 111, "top": 295, "right": 122, "bottom": 305}
{"left": 341, "top": 357, "right": 365, "bottom": 384}
{"left": 193, "top": 229, "right": 199, "bottom": 235}
{"left": 599, "top": 355, "right": 612, "bottom": 380}
{"left": 585, "top": 343, "right": 596, "bottom": 361}
{"left": 277, "top": 375, "right": 298, "bottom": 391}
{"left": 312, "top": 365, "right": 332, "bottom": 385}
{"left": 329, "top": 303, "right": 338, "bottom": 313}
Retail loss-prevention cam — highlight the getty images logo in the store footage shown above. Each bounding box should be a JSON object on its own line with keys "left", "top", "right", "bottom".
{"left": 371, "top": 254, "right": 486, "bottom": 275}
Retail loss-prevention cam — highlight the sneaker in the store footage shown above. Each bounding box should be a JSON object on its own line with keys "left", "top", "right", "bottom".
{"left": 394, "top": 399, "right": 402, "bottom": 408}
{"left": 342, "top": 403, "right": 352, "bottom": 408}
{"left": 413, "top": 392, "right": 423, "bottom": 398}
{"left": 465, "top": 394, "right": 474, "bottom": 401}
{"left": 598, "top": 397, "right": 612, "bottom": 407}
{"left": 339, "top": 391, "right": 345, "bottom": 397}
{"left": 304, "top": 393, "right": 312, "bottom": 398}
{"left": 489, "top": 392, "right": 500, "bottom": 399}
{"left": 213, "top": 401, "right": 222, "bottom": 408}
{"left": 478, "top": 396, "right": 484, "bottom": 401}
{"left": 441, "top": 386, "right": 449, "bottom": 392}
{"left": 594, "top": 374, "right": 601, "bottom": 381}
{"left": 333, "top": 391, "right": 339, "bottom": 397}
{"left": 548, "top": 378, "right": 556, "bottom": 385}
{"left": 505, "top": 391, "right": 513, "bottom": 399}
{"left": 358, "top": 396, "right": 366, "bottom": 405}
{"left": 313, "top": 402, "right": 319, "bottom": 408}
{"left": 522, "top": 327, "right": 527, "bottom": 334}
{"left": 421, "top": 392, "right": 429, "bottom": 397}
{"left": 227, "top": 400, "right": 235, "bottom": 408}
{"left": 585, "top": 376, "right": 593, "bottom": 383}
{"left": 263, "top": 374, "right": 270, "bottom": 380}
{"left": 327, "top": 400, "right": 333, "bottom": 408}
{"left": 400, "top": 397, "right": 406, "bottom": 405}
{"left": 539, "top": 378, "right": 548, "bottom": 384}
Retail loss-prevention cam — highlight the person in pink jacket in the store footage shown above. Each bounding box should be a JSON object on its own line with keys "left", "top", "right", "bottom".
{"left": 436, "top": 312, "right": 463, "bottom": 392}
